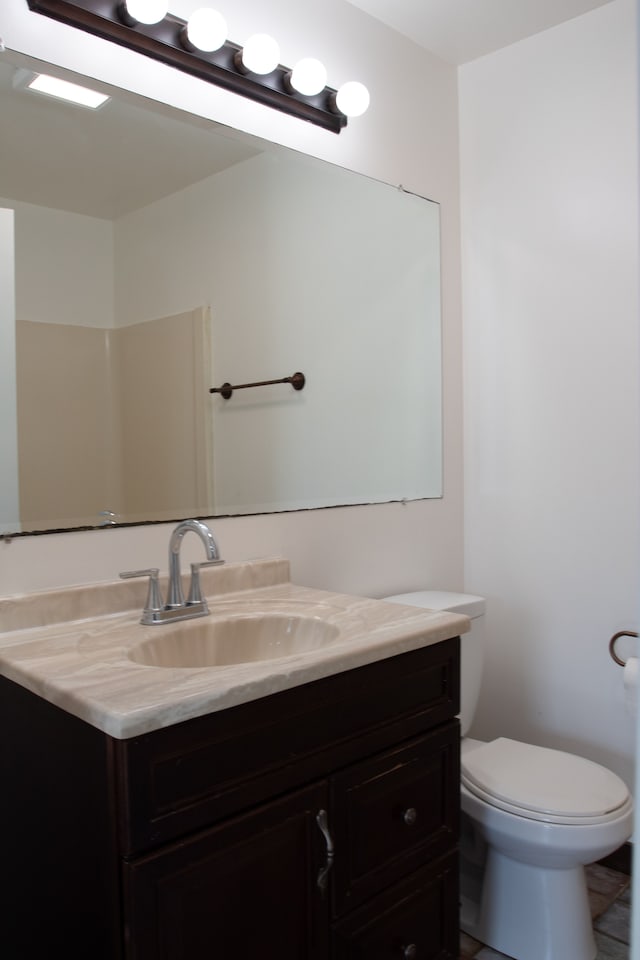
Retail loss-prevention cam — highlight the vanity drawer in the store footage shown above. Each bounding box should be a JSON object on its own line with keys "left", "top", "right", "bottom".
{"left": 114, "top": 638, "right": 459, "bottom": 856}
{"left": 330, "top": 724, "right": 459, "bottom": 916}
{"left": 332, "top": 851, "right": 459, "bottom": 960}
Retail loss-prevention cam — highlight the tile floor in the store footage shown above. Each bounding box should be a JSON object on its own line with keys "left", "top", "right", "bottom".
{"left": 460, "top": 862, "right": 632, "bottom": 959}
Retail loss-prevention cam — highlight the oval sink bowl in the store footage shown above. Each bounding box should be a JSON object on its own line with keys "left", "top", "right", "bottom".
{"left": 128, "top": 614, "right": 341, "bottom": 668}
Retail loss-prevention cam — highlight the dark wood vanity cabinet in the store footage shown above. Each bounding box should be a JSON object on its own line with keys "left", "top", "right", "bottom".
{"left": 1, "top": 636, "right": 460, "bottom": 960}
{"left": 125, "top": 782, "right": 330, "bottom": 959}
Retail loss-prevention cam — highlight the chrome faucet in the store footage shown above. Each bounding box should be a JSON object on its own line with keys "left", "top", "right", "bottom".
{"left": 166, "top": 519, "right": 222, "bottom": 608}
{"left": 120, "top": 519, "right": 224, "bottom": 625}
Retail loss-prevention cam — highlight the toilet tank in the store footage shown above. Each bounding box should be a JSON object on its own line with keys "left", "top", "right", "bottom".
{"left": 383, "top": 591, "right": 486, "bottom": 736}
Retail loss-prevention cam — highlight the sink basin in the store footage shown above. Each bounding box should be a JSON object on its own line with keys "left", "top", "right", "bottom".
{"left": 128, "top": 613, "right": 341, "bottom": 668}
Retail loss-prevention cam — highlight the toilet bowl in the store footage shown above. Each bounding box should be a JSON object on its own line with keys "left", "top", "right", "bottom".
{"left": 460, "top": 736, "right": 632, "bottom": 960}
{"left": 383, "top": 590, "right": 634, "bottom": 960}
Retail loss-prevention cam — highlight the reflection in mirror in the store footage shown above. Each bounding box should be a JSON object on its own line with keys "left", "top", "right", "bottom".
{"left": 0, "top": 50, "right": 442, "bottom": 537}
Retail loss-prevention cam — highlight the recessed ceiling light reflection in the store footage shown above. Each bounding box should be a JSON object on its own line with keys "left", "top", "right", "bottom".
{"left": 27, "top": 74, "right": 110, "bottom": 109}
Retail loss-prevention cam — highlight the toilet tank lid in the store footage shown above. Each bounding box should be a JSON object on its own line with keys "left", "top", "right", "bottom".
{"left": 383, "top": 591, "right": 485, "bottom": 619}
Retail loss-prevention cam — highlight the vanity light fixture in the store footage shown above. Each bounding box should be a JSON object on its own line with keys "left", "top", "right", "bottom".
{"left": 25, "top": 0, "right": 370, "bottom": 133}
{"left": 27, "top": 73, "right": 110, "bottom": 108}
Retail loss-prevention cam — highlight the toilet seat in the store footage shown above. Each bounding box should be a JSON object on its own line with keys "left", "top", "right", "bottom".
{"left": 461, "top": 737, "right": 631, "bottom": 825}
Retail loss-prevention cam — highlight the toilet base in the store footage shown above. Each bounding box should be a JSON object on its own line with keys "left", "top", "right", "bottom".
{"left": 462, "top": 849, "right": 596, "bottom": 960}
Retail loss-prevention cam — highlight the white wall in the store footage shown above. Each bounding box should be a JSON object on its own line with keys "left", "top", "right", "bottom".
{"left": 460, "top": 0, "right": 639, "bottom": 786}
{"left": 11, "top": 201, "right": 114, "bottom": 329}
{"left": 115, "top": 151, "right": 442, "bottom": 514}
{"left": 0, "top": 0, "right": 463, "bottom": 601}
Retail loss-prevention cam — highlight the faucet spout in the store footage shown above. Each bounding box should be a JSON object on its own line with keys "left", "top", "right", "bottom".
{"left": 166, "top": 519, "right": 221, "bottom": 608}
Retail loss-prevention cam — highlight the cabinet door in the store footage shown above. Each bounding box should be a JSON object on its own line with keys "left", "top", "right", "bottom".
{"left": 124, "top": 782, "right": 329, "bottom": 960}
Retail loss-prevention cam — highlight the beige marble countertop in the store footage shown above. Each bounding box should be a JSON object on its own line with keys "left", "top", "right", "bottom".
{"left": 0, "top": 558, "right": 468, "bottom": 740}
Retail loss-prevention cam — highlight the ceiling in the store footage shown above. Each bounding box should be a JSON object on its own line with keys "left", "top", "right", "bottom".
{"left": 345, "top": 0, "right": 615, "bottom": 64}
{"left": 0, "top": 52, "right": 260, "bottom": 220}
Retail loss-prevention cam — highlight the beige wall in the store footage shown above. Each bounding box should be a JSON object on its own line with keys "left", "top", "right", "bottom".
{"left": 16, "top": 319, "right": 116, "bottom": 528}
{"left": 0, "top": 209, "right": 18, "bottom": 527}
{"left": 15, "top": 309, "right": 213, "bottom": 529}
{"left": 116, "top": 309, "right": 213, "bottom": 522}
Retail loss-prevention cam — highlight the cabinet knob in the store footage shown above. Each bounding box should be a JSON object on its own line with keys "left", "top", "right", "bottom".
{"left": 402, "top": 944, "right": 417, "bottom": 959}
{"left": 402, "top": 807, "right": 418, "bottom": 827}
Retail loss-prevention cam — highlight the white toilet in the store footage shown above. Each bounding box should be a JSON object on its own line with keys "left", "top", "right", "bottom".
{"left": 384, "top": 590, "right": 633, "bottom": 960}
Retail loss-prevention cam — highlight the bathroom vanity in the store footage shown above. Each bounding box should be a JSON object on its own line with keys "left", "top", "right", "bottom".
{"left": 0, "top": 559, "right": 465, "bottom": 959}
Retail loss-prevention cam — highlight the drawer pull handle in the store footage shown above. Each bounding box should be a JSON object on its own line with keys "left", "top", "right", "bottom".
{"left": 402, "top": 945, "right": 417, "bottom": 959}
{"left": 316, "top": 809, "right": 334, "bottom": 894}
{"left": 402, "top": 807, "right": 418, "bottom": 827}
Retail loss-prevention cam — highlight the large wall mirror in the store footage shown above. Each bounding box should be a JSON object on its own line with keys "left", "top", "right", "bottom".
{"left": 0, "top": 49, "right": 442, "bottom": 537}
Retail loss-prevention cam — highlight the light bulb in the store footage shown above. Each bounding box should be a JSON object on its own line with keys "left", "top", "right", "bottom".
{"left": 186, "top": 8, "right": 227, "bottom": 52}
{"left": 241, "top": 34, "right": 281, "bottom": 75}
{"left": 289, "top": 58, "right": 327, "bottom": 96}
{"left": 335, "top": 81, "right": 370, "bottom": 118}
{"left": 124, "top": 0, "right": 168, "bottom": 24}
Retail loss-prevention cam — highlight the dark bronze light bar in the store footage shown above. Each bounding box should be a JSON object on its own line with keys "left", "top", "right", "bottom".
{"left": 25, "top": 0, "right": 349, "bottom": 133}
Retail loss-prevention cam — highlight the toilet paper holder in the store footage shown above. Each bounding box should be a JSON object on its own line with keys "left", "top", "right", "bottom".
{"left": 609, "top": 630, "right": 639, "bottom": 666}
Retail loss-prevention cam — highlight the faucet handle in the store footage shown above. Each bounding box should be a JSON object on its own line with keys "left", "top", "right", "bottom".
{"left": 119, "top": 567, "right": 164, "bottom": 614}
{"left": 188, "top": 559, "right": 225, "bottom": 604}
